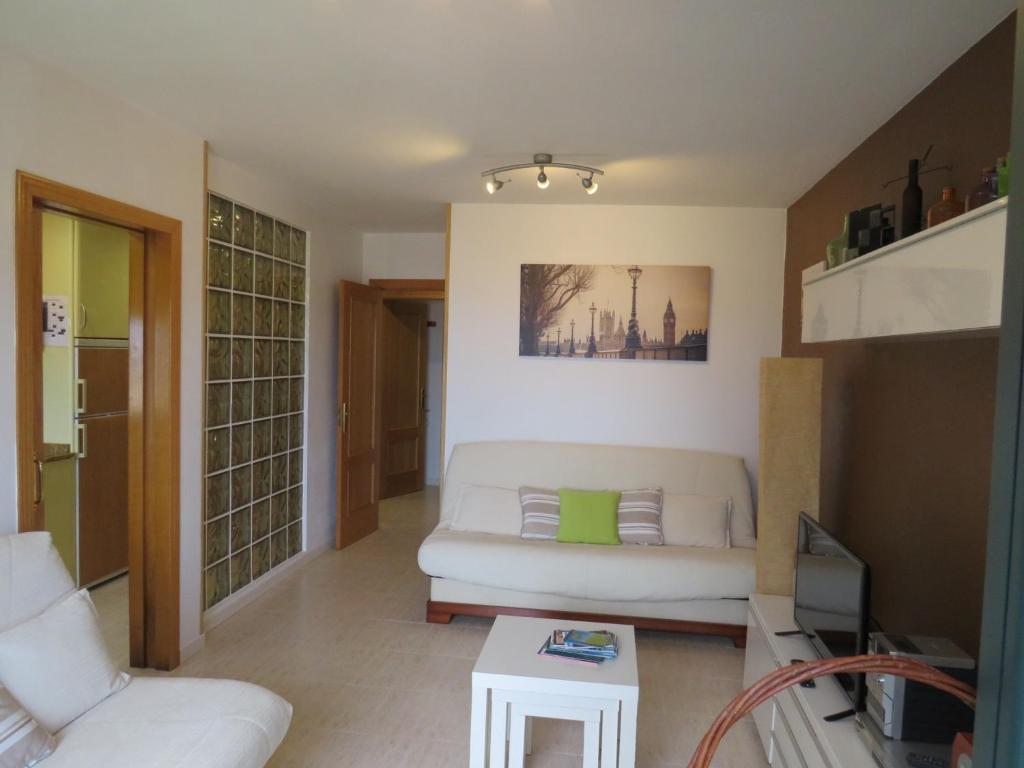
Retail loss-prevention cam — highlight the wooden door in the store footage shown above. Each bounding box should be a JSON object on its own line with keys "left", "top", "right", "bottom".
{"left": 381, "top": 302, "right": 428, "bottom": 499}
{"left": 336, "top": 281, "right": 383, "bottom": 549}
{"left": 77, "top": 412, "right": 129, "bottom": 585}
{"left": 23, "top": 205, "right": 46, "bottom": 531}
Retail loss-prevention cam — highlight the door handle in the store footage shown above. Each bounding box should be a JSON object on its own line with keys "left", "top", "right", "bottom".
{"left": 77, "top": 423, "right": 88, "bottom": 459}
{"left": 33, "top": 459, "right": 43, "bottom": 505}
{"left": 80, "top": 303, "right": 88, "bottom": 332}
{"left": 339, "top": 402, "right": 349, "bottom": 432}
{"left": 76, "top": 378, "right": 87, "bottom": 414}
{"left": 420, "top": 388, "right": 427, "bottom": 411}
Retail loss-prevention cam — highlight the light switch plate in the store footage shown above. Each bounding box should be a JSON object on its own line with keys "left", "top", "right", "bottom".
{"left": 43, "top": 294, "right": 70, "bottom": 346}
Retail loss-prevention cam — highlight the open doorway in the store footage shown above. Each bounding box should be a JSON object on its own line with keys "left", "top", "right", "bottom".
{"left": 380, "top": 299, "right": 444, "bottom": 499}
{"left": 336, "top": 278, "right": 444, "bottom": 548}
{"left": 15, "top": 172, "right": 182, "bottom": 670}
{"left": 40, "top": 210, "right": 135, "bottom": 666}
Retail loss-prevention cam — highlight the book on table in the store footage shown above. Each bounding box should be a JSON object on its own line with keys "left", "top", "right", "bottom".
{"left": 538, "top": 629, "right": 619, "bottom": 665}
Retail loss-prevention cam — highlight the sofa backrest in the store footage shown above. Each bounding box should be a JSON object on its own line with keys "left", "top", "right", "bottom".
{"left": 442, "top": 441, "right": 757, "bottom": 548}
{"left": 0, "top": 532, "right": 75, "bottom": 633}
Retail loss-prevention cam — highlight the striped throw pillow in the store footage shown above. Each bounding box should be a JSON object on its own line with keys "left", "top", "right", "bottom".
{"left": 0, "top": 687, "right": 54, "bottom": 767}
{"left": 618, "top": 488, "right": 665, "bottom": 545}
{"left": 519, "top": 487, "right": 560, "bottom": 540}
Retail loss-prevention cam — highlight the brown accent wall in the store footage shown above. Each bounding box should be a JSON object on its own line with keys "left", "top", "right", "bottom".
{"left": 782, "top": 15, "right": 1014, "bottom": 657}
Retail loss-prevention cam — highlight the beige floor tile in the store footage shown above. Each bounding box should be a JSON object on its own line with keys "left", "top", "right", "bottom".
{"left": 104, "top": 487, "right": 765, "bottom": 767}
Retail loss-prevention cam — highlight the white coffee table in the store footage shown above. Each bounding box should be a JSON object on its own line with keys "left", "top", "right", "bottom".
{"left": 470, "top": 615, "right": 639, "bottom": 768}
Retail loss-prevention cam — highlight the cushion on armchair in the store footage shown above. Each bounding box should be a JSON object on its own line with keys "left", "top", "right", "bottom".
{"left": 0, "top": 589, "right": 129, "bottom": 733}
{"left": 0, "top": 531, "right": 292, "bottom": 767}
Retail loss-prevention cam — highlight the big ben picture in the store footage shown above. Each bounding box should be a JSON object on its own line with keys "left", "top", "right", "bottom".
{"left": 519, "top": 264, "right": 710, "bottom": 362}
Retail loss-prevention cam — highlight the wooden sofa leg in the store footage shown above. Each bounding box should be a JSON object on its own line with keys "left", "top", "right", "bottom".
{"left": 732, "top": 630, "right": 748, "bottom": 649}
{"left": 426, "top": 601, "right": 453, "bottom": 624}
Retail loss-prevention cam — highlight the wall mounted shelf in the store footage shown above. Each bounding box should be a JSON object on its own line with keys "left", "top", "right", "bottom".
{"left": 801, "top": 197, "right": 1008, "bottom": 343}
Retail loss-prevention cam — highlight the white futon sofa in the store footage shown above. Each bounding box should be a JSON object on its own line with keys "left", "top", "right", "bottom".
{"left": 417, "top": 441, "right": 757, "bottom": 646}
{"left": 0, "top": 532, "right": 292, "bottom": 767}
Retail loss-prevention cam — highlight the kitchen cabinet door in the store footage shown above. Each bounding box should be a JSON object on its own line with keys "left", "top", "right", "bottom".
{"left": 73, "top": 219, "right": 133, "bottom": 339}
{"left": 77, "top": 413, "right": 128, "bottom": 586}
{"left": 76, "top": 347, "right": 129, "bottom": 416}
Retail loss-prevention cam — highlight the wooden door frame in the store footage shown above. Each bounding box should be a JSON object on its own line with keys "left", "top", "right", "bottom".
{"left": 368, "top": 278, "right": 445, "bottom": 301}
{"left": 15, "top": 171, "right": 181, "bottom": 670}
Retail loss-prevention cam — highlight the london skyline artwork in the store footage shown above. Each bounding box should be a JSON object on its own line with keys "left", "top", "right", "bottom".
{"left": 519, "top": 263, "right": 711, "bottom": 361}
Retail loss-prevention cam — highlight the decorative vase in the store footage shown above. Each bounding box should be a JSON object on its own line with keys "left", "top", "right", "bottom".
{"left": 927, "top": 187, "right": 964, "bottom": 228}
{"left": 966, "top": 168, "right": 998, "bottom": 211}
{"left": 826, "top": 215, "right": 850, "bottom": 269}
{"left": 901, "top": 158, "right": 923, "bottom": 239}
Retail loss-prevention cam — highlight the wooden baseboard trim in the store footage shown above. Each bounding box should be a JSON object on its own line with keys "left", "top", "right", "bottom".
{"left": 425, "top": 600, "right": 748, "bottom": 648}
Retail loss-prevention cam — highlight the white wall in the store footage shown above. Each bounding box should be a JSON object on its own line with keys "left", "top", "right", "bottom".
{"left": 0, "top": 47, "right": 206, "bottom": 651}
{"left": 0, "top": 46, "right": 361, "bottom": 656}
{"left": 362, "top": 232, "right": 445, "bottom": 282}
{"left": 362, "top": 232, "right": 446, "bottom": 486}
{"left": 445, "top": 204, "right": 787, "bottom": 490}
{"left": 207, "top": 155, "right": 363, "bottom": 553}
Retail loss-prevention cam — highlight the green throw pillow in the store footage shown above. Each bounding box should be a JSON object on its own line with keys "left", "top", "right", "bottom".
{"left": 556, "top": 489, "right": 622, "bottom": 545}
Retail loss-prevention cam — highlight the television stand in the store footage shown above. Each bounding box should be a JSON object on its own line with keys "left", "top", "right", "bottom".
{"left": 743, "top": 594, "right": 876, "bottom": 766}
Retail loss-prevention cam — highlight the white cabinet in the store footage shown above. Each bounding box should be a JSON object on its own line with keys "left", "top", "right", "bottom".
{"left": 743, "top": 611, "right": 778, "bottom": 759}
{"left": 802, "top": 198, "right": 1007, "bottom": 343}
{"left": 745, "top": 594, "right": 876, "bottom": 768}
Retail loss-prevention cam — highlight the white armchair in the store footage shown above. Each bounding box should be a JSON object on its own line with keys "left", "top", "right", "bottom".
{"left": 0, "top": 532, "right": 292, "bottom": 768}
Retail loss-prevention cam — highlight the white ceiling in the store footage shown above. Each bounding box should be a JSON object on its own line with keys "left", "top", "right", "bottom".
{"left": 1, "top": 0, "right": 1014, "bottom": 232}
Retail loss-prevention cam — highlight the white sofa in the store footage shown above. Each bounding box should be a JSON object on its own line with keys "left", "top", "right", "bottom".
{"left": 417, "top": 441, "right": 757, "bottom": 646}
{"left": 0, "top": 532, "right": 292, "bottom": 768}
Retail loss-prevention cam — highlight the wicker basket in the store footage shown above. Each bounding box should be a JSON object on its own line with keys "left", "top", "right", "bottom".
{"left": 687, "top": 654, "right": 977, "bottom": 768}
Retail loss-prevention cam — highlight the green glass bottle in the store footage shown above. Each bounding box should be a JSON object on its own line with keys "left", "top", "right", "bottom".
{"left": 826, "top": 215, "right": 850, "bottom": 270}
{"left": 997, "top": 154, "right": 1010, "bottom": 197}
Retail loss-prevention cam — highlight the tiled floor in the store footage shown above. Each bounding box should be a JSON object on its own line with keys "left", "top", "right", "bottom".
{"left": 136, "top": 489, "right": 767, "bottom": 767}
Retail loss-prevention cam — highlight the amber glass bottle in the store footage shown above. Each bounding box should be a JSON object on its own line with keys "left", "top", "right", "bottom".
{"left": 927, "top": 187, "right": 964, "bottom": 228}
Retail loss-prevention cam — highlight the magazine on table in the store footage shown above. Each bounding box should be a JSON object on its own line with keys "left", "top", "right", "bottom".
{"left": 538, "top": 628, "right": 619, "bottom": 665}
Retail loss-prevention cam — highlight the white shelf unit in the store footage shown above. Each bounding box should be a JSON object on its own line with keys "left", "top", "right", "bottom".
{"left": 801, "top": 197, "right": 1008, "bottom": 343}
{"left": 744, "top": 594, "right": 876, "bottom": 767}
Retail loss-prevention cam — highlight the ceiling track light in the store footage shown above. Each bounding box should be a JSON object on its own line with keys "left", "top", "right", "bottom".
{"left": 485, "top": 174, "right": 507, "bottom": 194}
{"left": 481, "top": 153, "right": 604, "bottom": 195}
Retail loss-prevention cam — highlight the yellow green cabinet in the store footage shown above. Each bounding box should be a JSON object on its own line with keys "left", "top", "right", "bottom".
{"left": 42, "top": 456, "right": 77, "bottom": 579}
{"left": 73, "top": 218, "right": 130, "bottom": 339}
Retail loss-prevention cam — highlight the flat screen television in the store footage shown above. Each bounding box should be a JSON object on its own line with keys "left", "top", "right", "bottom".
{"left": 793, "top": 512, "right": 871, "bottom": 711}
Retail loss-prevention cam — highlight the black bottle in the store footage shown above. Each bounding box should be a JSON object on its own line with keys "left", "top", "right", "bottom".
{"left": 902, "top": 159, "right": 923, "bottom": 238}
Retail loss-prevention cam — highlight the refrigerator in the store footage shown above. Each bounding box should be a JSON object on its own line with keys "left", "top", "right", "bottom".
{"left": 75, "top": 341, "right": 129, "bottom": 586}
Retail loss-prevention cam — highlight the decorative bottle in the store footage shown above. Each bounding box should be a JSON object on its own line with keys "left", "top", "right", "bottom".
{"left": 927, "top": 187, "right": 964, "bottom": 228}
{"left": 997, "top": 154, "right": 1010, "bottom": 197}
{"left": 901, "top": 159, "right": 923, "bottom": 238}
{"left": 966, "top": 168, "right": 997, "bottom": 211}
{"left": 826, "top": 215, "right": 849, "bottom": 269}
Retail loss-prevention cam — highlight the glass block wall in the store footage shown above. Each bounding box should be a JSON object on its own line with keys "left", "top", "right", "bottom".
{"left": 204, "top": 192, "right": 307, "bottom": 609}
